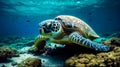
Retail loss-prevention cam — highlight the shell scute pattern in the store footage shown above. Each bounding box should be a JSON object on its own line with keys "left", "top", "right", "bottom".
{"left": 55, "top": 15, "right": 100, "bottom": 39}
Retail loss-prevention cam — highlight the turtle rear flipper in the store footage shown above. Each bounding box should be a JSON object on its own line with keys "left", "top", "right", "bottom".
{"left": 69, "top": 32, "right": 110, "bottom": 51}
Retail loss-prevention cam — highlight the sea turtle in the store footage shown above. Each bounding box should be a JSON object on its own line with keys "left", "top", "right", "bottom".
{"left": 32, "top": 15, "right": 110, "bottom": 52}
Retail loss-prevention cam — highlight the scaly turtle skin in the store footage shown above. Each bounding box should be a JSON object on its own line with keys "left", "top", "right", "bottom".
{"left": 32, "top": 15, "right": 110, "bottom": 52}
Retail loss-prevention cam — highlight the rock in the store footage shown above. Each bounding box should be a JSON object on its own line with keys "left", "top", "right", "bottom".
{"left": 0, "top": 46, "right": 19, "bottom": 61}
{"left": 17, "top": 58, "right": 41, "bottom": 67}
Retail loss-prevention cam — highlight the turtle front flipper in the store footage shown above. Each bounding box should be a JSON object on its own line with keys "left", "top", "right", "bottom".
{"left": 29, "top": 35, "right": 48, "bottom": 53}
{"left": 69, "top": 32, "right": 110, "bottom": 51}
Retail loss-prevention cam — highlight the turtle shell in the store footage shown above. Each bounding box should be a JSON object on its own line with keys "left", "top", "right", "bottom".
{"left": 55, "top": 15, "right": 100, "bottom": 40}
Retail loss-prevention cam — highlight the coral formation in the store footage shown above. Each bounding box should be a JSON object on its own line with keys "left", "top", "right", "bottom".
{"left": 0, "top": 46, "right": 19, "bottom": 61}
{"left": 17, "top": 58, "right": 41, "bottom": 67}
{"left": 65, "top": 46, "right": 120, "bottom": 67}
{"left": 65, "top": 37, "right": 120, "bottom": 67}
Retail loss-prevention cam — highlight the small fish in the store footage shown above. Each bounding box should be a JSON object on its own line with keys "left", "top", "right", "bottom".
{"left": 26, "top": 20, "right": 30, "bottom": 22}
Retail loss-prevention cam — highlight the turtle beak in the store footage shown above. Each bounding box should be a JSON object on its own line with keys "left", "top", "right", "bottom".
{"left": 40, "top": 28, "right": 45, "bottom": 34}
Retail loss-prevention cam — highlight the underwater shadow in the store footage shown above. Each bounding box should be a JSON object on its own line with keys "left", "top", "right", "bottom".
{"left": 44, "top": 44, "right": 101, "bottom": 60}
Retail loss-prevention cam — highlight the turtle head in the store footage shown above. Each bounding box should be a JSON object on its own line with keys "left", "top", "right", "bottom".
{"left": 39, "top": 19, "right": 62, "bottom": 37}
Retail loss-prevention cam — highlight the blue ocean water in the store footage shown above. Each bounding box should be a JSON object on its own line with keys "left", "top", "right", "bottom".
{"left": 0, "top": 0, "right": 120, "bottom": 67}
{"left": 0, "top": 0, "right": 120, "bottom": 37}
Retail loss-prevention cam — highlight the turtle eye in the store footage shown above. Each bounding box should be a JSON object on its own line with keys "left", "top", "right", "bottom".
{"left": 55, "top": 17, "right": 62, "bottom": 21}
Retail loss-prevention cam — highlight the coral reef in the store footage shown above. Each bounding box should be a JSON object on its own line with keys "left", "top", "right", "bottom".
{"left": 17, "top": 58, "right": 41, "bottom": 67}
{"left": 0, "top": 33, "right": 120, "bottom": 67}
{"left": 65, "top": 46, "right": 120, "bottom": 67}
{"left": 65, "top": 36, "right": 120, "bottom": 67}
{"left": 0, "top": 46, "right": 19, "bottom": 61}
